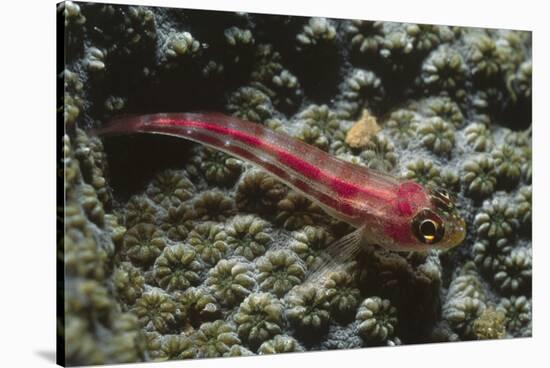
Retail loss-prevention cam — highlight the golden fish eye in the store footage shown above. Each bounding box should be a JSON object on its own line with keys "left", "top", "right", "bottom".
{"left": 412, "top": 209, "right": 445, "bottom": 244}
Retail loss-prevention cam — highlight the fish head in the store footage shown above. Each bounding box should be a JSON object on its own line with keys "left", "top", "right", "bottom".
{"left": 370, "top": 182, "right": 466, "bottom": 252}
{"left": 409, "top": 185, "right": 466, "bottom": 251}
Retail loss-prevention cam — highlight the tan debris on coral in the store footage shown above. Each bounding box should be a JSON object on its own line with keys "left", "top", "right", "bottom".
{"left": 345, "top": 109, "right": 381, "bottom": 149}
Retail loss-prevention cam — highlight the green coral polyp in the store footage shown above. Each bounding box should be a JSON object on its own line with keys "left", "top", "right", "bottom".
{"left": 153, "top": 244, "right": 203, "bottom": 292}
{"left": 295, "top": 125, "right": 330, "bottom": 151}
{"left": 407, "top": 24, "right": 454, "bottom": 52}
{"left": 443, "top": 263, "right": 488, "bottom": 339}
{"left": 401, "top": 159, "right": 440, "bottom": 187}
{"left": 121, "top": 6, "right": 157, "bottom": 54}
{"left": 356, "top": 297, "right": 398, "bottom": 344}
{"left": 191, "top": 147, "right": 243, "bottom": 187}
{"left": 193, "top": 190, "right": 235, "bottom": 221}
{"left": 276, "top": 191, "right": 323, "bottom": 230}
{"left": 416, "top": 117, "right": 455, "bottom": 156}
{"left": 379, "top": 28, "right": 415, "bottom": 63}
{"left": 443, "top": 296, "right": 486, "bottom": 339}
{"left": 226, "top": 215, "right": 271, "bottom": 261}
{"left": 492, "top": 145, "right": 522, "bottom": 188}
{"left": 421, "top": 45, "right": 467, "bottom": 91}
{"left": 194, "top": 320, "right": 242, "bottom": 358}
{"left": 64, "top": 316, "right": 104, "bottom": 365}
{"left": 206, "top": 259, "right": 256, "bottom": 306}
{"left": 175, "top": 287, "right": 220, "bottom": 325}
{"left": 160, "top": 204, "right": 195, "bottom": 241}
{"left": 132, "top": 291, "right": 177, "bottom": 333}
{"left": 155, "top": 335, "right": 195, "bottom": 361}
{"left": 424, "top": 97, "right": 464, "bottom": 128}
{"left": 235, "top": 170, "right": 287, "bottom": 214}
{"left": 146, "top": 169, "right": 194, "bottom": 208}
{"left": 113, "top": 262, "right": 146, "bottom": 305}
{"left": 256, "top": 249, "right": 306, "bottom": 297}
{"left": 461, "top": 155, "right": 497, "bottom": 200}
{"left": 225, "top": 345, "right": 255, "bottom": 357}
{"left": 258, "top": 334, "right": 304, "bottom": 354}
{"left": 123, "top": 223, "right": 166, "bottom": 267}
{"left": 226, "top": 86, "right": 273, "bottom": 123}
{"left": 74, "top": 129, "right": 111, "bottom": 205}
{"left": 163, "top": 31, "right": 200, "bottom": 62}
{"left": 60, "top": 1, "right": 86, "bottom": 27}
{"left": 124, "top": 196, "right": 157, "bottom": 228}
{"left": 106, "top": 313, "right": 147, "bottom": 363}
{"left": 472, "top": 238, "right": 511, "bottom": 272}
{"left": 84, "top": 47, "right": 106, "bottom": 72}
{"left": 233, "top": 292, "right": 285, "bottom": 349}
{"left": 65, "top": 229, "right": 108, "bottom": 281}
{"left": 339, "top": 68, "right": 384, "bottom": 117}
{"left": 474, "top": 199, "right": 519, "bottom": 242}
{"left": 296, "top": 17, "right": 336, "bottom": 49}
{"left": 324, "top": 271, "right": 361, "bottom": 320}
{"left": 347, "top": 20, "right": 384, "bottom": 54}
{"left": 515, "top": 186, "right": 532, "bottom": 228}
{"left": 464, "top": 123, "right": 494, "bottom": 152}
{"left": 497, "top": 296, "right": 531, "bottom": 335}
{"left": 359, "top": 134, "right": 398, "bottom": 172}
{"left": 467, "top": 33, "right": 503, "bottom": 79}
{"left": 493, "top": 248, "right": 531, "bottom": 294}
{"left": 383, "top": 109, "right": 419, "bottom": 144}
{"left": 286, "top": 285, "right": 331, "bottom": 334}
{"left": 187, "top": 222, "right": 228, "bottom": 266}
{"left": 298, "top": 104, "right": 341, "bottom": 134}
{"left": 288, "top": 225, "right": 333, "bottom": 269}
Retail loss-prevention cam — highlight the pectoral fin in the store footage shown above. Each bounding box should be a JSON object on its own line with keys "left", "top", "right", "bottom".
{"left": 306, "top": 225, "right": 365, "bottom": 284}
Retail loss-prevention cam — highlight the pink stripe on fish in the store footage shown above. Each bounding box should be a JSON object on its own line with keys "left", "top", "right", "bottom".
{"left": 157, "top": 117, "right": 384, "bottom": 201}
{"left": 175, "top": 128, "right": 360, "bottom": 219}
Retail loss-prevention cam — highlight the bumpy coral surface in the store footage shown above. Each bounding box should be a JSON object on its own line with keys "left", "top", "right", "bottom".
{"left": 61, "top": 2, "right": 531, "bottom": 365}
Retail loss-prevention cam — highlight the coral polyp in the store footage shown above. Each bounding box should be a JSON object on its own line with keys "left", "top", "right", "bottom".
{"left": 235, "top": 170, "right": 287, "bottom": 214}
{"left": 288, "top": 225, "right": 333, "bottom": 269}
{"left": 226, "top": 215, "right": 271, "bottom": 260}
{"left": 206, "top": 259, "right": 256, "bottom": 306}
{"left": 286, "top": 285, "right": 331, "bottom": 334}
{"left": 276, "top": 191, "right": 324, "bottom": 230}
{"left": 233, "top": 292, "right": 285, "bottom": 349}
{"left": 258, "top": 334, "right": 305, "bottom": 354}
{"left": 132, "top": 291, "right": 177, "bottom": 333}
{"left": 187, "top": 222, "right": 228, "bottom": 266}
{"left": 416, "top": 117, "right": 455, "bottom": 156}
{"left": 256, "top": 249, "right": 306, "bottom": 297}
{"left": 324, "top": 271, "right": 361, "bottom": 320}
{"left": 461, "top": 155, "right": 498, "bottom": 200}
{"left": 146, "top": 169, "right": 194, "bottom": 208}
{"left": 153, "top": 244, "right": 203, "bottom": 292}
{"left": 113, "top": 262, "right": 145, "bottom": 305}
{"left": 356, "top": 297, "right": 398, "bottom": 344}
{"left": 122, "top": 224, "right": 166, "bottom": 267}
{"left": 193, "top": 320, "right": 242, "bottom": 358}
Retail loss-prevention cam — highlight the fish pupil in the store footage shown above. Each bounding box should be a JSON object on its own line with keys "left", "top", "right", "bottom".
{"left": 420, "top": 219, "right": 437, "bottom": 240}
{"left": 412, "top": 209, "right": 445, "bottom": 244}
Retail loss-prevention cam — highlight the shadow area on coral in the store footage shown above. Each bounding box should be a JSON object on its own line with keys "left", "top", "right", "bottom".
{"left": 103, "top": 134, "right": 196, "bottom": 202}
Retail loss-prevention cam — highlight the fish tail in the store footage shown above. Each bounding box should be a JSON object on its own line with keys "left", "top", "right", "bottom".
{"left": 90, "top": 114, "right": 145, "bottom": 137}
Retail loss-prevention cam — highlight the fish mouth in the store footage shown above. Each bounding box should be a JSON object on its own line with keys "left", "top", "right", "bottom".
{"left": 447, "top": 217, "right": 467, "bottom": 248}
